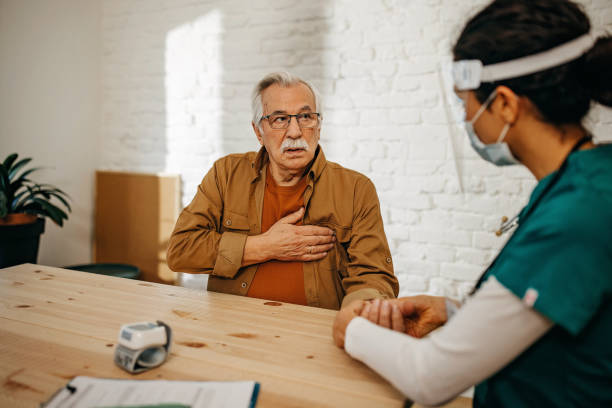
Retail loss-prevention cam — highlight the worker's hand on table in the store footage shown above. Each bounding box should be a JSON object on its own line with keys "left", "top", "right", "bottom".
{"left": 361, "top": 296, "right": 449, "bottom": 338}
{"left": 333, "top": 300, "right": 366, "bottom": 348}
{"left": 261, "top": 207, "right": 335, "bottom": 261}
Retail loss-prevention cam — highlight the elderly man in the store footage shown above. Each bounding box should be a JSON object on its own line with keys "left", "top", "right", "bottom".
{"left": 167, "top": 72, "right": 398, "bottom": 310}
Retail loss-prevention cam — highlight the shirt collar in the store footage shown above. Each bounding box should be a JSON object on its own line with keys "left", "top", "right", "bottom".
{"left": 251, "top": 145, "right": 328, "bottom": 182}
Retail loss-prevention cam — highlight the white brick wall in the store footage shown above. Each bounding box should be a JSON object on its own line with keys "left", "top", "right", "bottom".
{"left": 100, "top": 0, "right": 612, "bottom": 299}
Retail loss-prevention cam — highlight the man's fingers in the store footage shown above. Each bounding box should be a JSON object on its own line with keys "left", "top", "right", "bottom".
{"left": 297, "top": 225, "right": 335, "bottom": 237}
{"left": 360, "top": 302, "right": 371, "bottom": 319}
{"left": 333, "top": 307, "right": 355, "bottom": 349}
{"left": 299, "top": 244, "right": 333, "bottom": 260}
{"left": 300, "top": 235, "right": 335, "bottom": 247}
{"left": 391, "top": 304, "right": 406, "bottom": 333}
{"left": 308, "top": 243, "right": 334, "bottom": 254}
{"left": 350, "top": 300, "right": 366, "bottom": 315}
{"left": 367, "top": 299, "right": 380, "bottom": 322}
{"left": 379, "top": 301, "right": 391, "bottom": 329}
{"left": 301, "top": 252, "right": 328, "bottom": 262}
{"left": 279, "top": 207, "right": 304, "bottom": 225}
{"left": 281, "top": 244, "right": 334, "bottom": 262}
{"left": 397, "top": 299, "right": 418, "bottom": 316}
{"left": 307, "top": 234, "right": 336, "bottom": 245}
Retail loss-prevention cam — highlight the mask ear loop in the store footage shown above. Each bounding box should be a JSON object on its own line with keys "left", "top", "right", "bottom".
{"left": 496, "top": 123, "right": 511, "bottom": 143}
{"left": 470, "top": 90, "right": 497, "bottom": 125}
{"left": 494, "top": 90, "right": 517, "bottom": 143}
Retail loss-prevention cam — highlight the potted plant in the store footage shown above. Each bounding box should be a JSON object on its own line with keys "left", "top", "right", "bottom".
{"left": 0, "top": 153, "right": 71, "bottom": 268}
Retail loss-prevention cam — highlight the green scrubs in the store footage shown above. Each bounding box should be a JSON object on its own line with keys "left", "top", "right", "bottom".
{"left": 474, "top": 144, "right": 612, "bottom": 408}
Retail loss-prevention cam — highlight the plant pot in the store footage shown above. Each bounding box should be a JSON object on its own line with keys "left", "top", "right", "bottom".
{"left": 0, "top": 217, "right": 45, "bottom": 268}
{"left": 0, "top": 213, "right": 38, "bottom": 225}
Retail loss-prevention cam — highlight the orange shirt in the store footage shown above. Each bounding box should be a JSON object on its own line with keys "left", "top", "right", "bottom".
{"left": 246, "top": 168, "right": 309, "bottom": 305}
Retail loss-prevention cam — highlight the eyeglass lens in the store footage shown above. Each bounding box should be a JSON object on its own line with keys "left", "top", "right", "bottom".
{"left": 267, "top": 113, "right": 319, "bottom": 129}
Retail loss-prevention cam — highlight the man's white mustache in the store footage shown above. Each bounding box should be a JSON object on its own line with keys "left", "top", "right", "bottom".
{"left": 281, "top": 138, "right": 309, "bottom": 152}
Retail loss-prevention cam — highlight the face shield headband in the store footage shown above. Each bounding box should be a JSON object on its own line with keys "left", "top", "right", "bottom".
{"left": 452, "top": 33, "right": 596, "bottom": 91}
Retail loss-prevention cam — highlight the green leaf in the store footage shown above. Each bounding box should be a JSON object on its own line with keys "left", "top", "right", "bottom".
{"left": 10, "top": 167, "right": 41, "bottom": 189}
{"left": 12, "top": 193, "right": 29, "bottom": 212}
{"left": 37, "top": 183, "right": 69, "bottom": 197}
{"left": 33, "top": 186, "right": 65, "bottom": 195}
{"left": 0, "top": 191, "right": 7, "bottom": 217}
{"left": 0, "top": 165, "right": 8, "bottom": 192}
{"left": 25, "top": 184, "right": 36, "bottom": 198}
{"left": 47, "top": 191, "right": 72, "bottom": 212}
{"left": 21, "top": 208, "right": 45, "bottom": 220}
{"left": 33, "top": 198, "right": 68, "bottom": 226}
{"left": 17, "top": 185, "right": 39, "bottom": 209}
{"left": 19, "top": 203, "right": 42, "bottom": 218}
{"left": 12, "top": 190, "right": 27, "bottom": 202}
{"left": 0, "top": 153, "right": 71, "bottom": 223}
{"left": 8, "top": 158, "right": 32, "bottom": 179}
{"left": 20, "top": 201, "right": 42, "bottom": 211}
{"left": 45, "top": 200, "right": 68, "bottom": 220}
{"left": 2, "top": 153, "right": 18, "bottom": 170}
{"left": 31, "top": 199, "right": 61, "bottom": 226}
{"left": 13, "top": 190, "right": 69, "bottom": 214}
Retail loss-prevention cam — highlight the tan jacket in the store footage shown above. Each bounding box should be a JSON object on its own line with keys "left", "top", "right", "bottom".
{"left": 167, "top": 147, "right": 399, "bottom": 309}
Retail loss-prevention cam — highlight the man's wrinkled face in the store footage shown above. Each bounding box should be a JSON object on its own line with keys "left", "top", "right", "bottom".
{"left": 253, "top": 83, "right": 320, "bottom": 175}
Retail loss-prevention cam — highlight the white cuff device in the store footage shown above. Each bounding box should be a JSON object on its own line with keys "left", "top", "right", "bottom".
{"left": 114, "top": 321, "right": 172, "bottom": 374}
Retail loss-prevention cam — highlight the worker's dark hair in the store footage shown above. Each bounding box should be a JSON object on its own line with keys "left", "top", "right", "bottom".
{"left": 453, "top": 0, "right": 612, "bottom": 125}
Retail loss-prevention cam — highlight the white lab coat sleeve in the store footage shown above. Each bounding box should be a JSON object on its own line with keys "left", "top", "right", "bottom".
{"left": 344, "top": 276, "right": 553, "bottom": 406}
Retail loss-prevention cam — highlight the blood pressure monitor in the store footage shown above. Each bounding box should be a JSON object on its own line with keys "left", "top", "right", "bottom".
{"left": 114, "top": 321, "right": 172, "bottom": 374}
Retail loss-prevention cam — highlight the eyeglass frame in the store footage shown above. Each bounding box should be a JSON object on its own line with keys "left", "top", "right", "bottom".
{"left": 260, "top": 112, "right": 321, "bottom": 129}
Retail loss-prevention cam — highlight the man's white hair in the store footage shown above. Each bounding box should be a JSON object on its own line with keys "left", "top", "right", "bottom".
{"left": 251, "top": 71, "right": 323, "bottom": 130}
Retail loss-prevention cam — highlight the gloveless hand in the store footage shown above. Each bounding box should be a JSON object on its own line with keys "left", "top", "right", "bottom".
{"left": 261, "top": 207, "right": 335, "bottom": 261}
{"left": 361, "top": 296, "right": 449, "bottom": 338}
{"left": 332, "top": 300, "right": 366, "bottom": 348}
{"left": 243, "top": 207, "right": 335, "bottom": 266}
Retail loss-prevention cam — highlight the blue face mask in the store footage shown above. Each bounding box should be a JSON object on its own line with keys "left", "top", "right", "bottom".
{"left": 463, "top": 91, "right": 520, "bottom": 166}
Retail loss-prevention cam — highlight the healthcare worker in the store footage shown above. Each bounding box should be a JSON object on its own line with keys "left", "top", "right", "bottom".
{"left": 333, "top": 0, "right": 612, "bottom": 406}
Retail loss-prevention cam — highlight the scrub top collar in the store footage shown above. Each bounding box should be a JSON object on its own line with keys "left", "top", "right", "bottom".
{"left": 515, "top": 135, "right": 593, "bottom": 227}
{"left": 473, "top": 135, "right": 593, "bottom": 292}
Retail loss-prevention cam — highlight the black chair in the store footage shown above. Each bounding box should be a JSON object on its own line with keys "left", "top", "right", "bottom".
{"left": 64, "top": 263, "right": 140, "bottom": 280}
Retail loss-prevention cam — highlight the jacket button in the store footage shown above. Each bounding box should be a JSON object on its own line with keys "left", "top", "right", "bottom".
{"left": 386, "top": 257, "right": 392, "bottom": 263}
{"left": 225, "top": 219, "right": 232, "bottom": 226}
{"left": 241, "top": 282, "right": 247, "bottom": 288}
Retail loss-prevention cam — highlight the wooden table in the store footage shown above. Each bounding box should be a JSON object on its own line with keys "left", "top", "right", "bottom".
{"left": 0, "top": 264, "right": 471, "bottom": 407}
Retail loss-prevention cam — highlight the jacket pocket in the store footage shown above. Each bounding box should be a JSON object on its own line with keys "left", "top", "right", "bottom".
{"left": 221, "top": 209, "right": 250, "bottom": 233}
{"left": 317, "top": 222, "right": 352, "bottom": 279}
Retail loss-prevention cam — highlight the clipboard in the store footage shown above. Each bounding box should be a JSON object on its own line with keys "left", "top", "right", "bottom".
{"left": 41, "top": 376, "right": 260, "bottom": 408}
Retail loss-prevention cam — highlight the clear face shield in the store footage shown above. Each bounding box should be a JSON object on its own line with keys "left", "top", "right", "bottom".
{"left": 451, "top": 34, "right": 596, "bottom": 92}
{"left": 443, "top": 33, "right": 596, "bottom": 167}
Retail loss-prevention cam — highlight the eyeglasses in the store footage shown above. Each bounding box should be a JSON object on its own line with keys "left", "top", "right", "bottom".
{"left": 261, "top": 112, "right": 321, "bottom": 129}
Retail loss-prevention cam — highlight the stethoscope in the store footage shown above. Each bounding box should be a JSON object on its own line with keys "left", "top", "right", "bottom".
{"left": 496, "top": 214, "right": 519, "bottom": 236}
{"left": 494, "top": 134, "right": 592, "bottom": 237}
{"left": 474, "top": 133, "right": 593, "bottom": 290}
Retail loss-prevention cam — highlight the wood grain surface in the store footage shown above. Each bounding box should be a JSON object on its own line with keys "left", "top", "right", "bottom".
{"left": 0, "top": 264, "right": 471, "bottom": 408}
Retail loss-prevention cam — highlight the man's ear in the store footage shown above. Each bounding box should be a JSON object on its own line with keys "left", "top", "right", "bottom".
{"left": 493, "top": 85, "right": 520, "bottom": 125}
{"left": 252, "top": 122, "right": 264, "bottom": 146}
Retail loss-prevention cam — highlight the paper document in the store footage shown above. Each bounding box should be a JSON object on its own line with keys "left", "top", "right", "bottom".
{"left": 42, "top": 376, "right": 260, "bottom": 408}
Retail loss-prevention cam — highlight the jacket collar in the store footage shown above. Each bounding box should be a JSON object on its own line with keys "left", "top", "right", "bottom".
{"left": 251, "top": 145, "right": 327, "bottom": 183}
